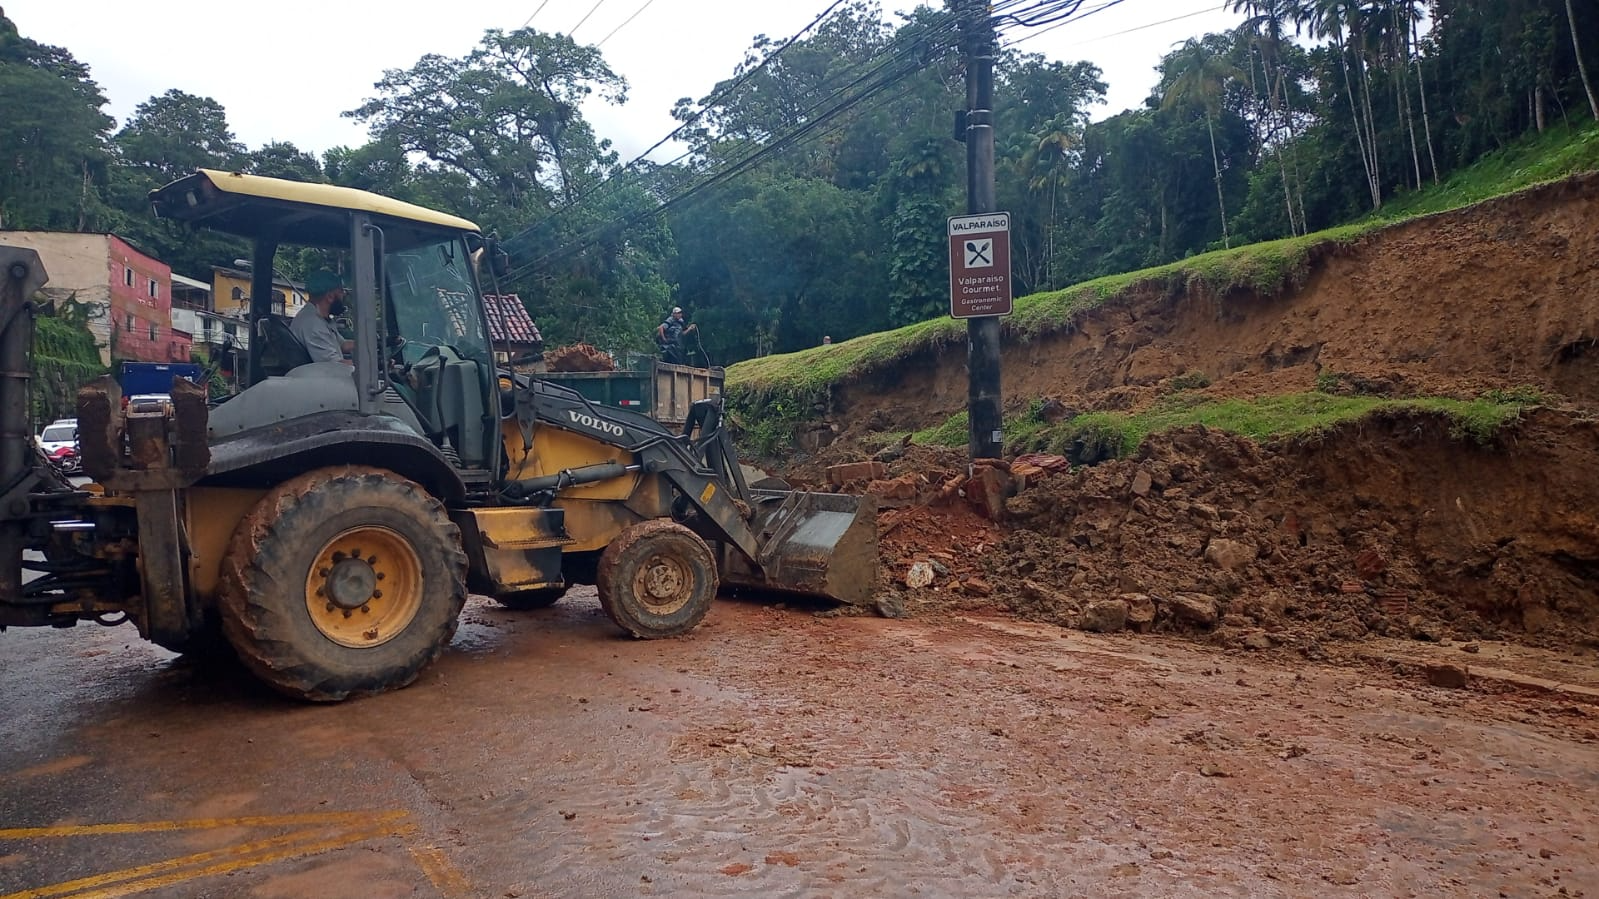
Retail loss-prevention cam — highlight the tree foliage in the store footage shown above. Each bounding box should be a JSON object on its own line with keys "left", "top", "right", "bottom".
{"left": 0, "top": 13, "right": 114, "bottom": 230}
{"left": 4, "top": 2, "right": 1598, "bottom": 366}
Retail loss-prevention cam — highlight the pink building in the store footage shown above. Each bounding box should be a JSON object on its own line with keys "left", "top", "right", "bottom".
{"left": 105, "top": 235, "right": 179, "bottom": 363}
{"left": 3, "top": 232, "right": 186, "bottom": 364}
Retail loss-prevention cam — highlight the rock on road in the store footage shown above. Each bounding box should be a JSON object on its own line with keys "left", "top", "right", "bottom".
{"left": 2, "top": 590, "right": 1596, "bottom": 897}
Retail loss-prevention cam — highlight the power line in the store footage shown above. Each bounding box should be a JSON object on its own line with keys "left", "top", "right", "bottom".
{"left": 500, "top": 0, "right": 1104, "bottom": 281}
{"left": 505, "top": 1, "right": 1094, "bottom": 277}
{"left": 522, "top": 0, "right": 552, "bottom": 28}
{"left": 596, "top": 0, "right": 660, "bottom": 47}
{"left": 502, "top": 45, "right": 940, "bottom": 283}
{"left": 1007, "top": 1, "right": 1226, "bottom": 49}
{"left": 571, "top": 0, "right": 611, "bottom": 36}
{"left": 500, "top": 0, "right": 855, "bottom": 255}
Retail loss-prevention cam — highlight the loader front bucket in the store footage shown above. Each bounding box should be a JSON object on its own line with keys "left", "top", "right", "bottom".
{"left": 719, "top": 489, "right": 880, "bottom": 606}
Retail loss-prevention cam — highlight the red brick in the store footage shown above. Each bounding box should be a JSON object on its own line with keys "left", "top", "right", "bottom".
{"left": 827, "top": 460, "right": 888, "bottom": 487}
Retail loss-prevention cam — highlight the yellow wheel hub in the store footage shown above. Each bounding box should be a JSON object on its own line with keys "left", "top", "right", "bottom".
{"left": 632, "top": 553, "right": 693, "bottom": 616}
{"left": 304, "top": 526, "right": 423, "bottom": 648}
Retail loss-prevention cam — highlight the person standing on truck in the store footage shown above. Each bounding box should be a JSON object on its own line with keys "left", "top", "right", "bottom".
{"left": 292, "top": 270, "right": 355, "bottom": 365}
{"left": 656, "top": 306, "right": 696, "bottom": 365}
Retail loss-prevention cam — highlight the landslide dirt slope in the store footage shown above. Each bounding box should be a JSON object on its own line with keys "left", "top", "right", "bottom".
{"left": 802, "top": 173, "right": 1599, "bottom": 650}
{"left": 832, "top": 173, "right": 1599, "bottom": 432}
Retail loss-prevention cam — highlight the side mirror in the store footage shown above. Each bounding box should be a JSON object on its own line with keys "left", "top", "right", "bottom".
{"left": 483, "top": 238, "right": 511, "bottom": 280}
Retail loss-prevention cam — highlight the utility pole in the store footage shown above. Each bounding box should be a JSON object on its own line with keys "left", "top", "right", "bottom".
{"left": 959, "top": 0, "right": 1004, "bottom": 461}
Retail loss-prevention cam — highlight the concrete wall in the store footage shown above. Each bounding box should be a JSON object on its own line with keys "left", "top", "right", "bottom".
{"left": 2, "top": 232, "right": 111, "bottom": 291}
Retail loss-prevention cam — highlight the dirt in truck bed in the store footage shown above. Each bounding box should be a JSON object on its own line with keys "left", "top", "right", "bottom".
{"left": 544, "top": 342, "right": 618, "bottom": 372}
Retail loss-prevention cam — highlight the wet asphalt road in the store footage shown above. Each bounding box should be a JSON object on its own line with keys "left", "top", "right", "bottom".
{"left": 2, "top": 591, "right": 1598, "bottom": 898}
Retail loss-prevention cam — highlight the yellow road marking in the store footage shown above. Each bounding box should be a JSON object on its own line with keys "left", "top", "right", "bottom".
{"left": 1, "top": 827, "right": 332, "bottom": 899}
{"left": 409, "top": 846, "right": 472, "bottom": 897}
{"left": 0, "top": 810, "right": 405, "bottom": 840}
{"left": 10, "top": 820, "right": 417, "bottom": 899}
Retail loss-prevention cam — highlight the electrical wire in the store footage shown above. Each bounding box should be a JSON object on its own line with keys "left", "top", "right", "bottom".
{"left": 499, "top": 0, "right": 1126, "bottom": 281}
{"left": 1007, "top": 1, "right": 1225, "bottom": 49}
{"left": 499, "top": 0, "right": 857, "bottom": 256}
{"left": 503, "top": 1, "right": 1048, "bottom": 279}
{"left": 501, "top": 54, "right": 934, "bottom": 283}
{"left": 522, "top": 0, "right": 552, "bottom": 28}
{"left": 596, "top": 0, "right": 660, "bottom": 47}
{"left": 571, "top": 0, "right": 611, "bottom": 36}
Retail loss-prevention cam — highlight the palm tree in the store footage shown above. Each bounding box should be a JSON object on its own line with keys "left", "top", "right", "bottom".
{"left": 1229, "top": 0, "right": 1306, "bottom": 234}
{"left": 1161, "top": 38, "right": 1246, "bottom": 249}
{"left": 1568, "top": 0, "right": 1599, "bottom": 120}
{"left": 1020, "top": 124, "right": 1076, "bottom": 288}
{"left": 1291, "top": 0, "right": 1381, "bottom": 209}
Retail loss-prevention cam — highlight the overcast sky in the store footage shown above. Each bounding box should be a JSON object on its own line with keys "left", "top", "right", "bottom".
{"left": 6, "top": 1, "right": 1239, "bottom": 160}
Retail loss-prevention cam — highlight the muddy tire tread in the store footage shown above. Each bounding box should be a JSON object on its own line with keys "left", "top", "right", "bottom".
{"left": 217, "top": 465, "right": 467, "bottom": 701}
{"left": 595, "top": 519, "right": 716, "bottom": 638}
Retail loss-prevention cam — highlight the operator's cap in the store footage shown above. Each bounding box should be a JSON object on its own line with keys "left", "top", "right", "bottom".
{"left": 671, "top": 306, "right": 683, "bottom": 314}
{"left": 306, "top": 270, "right": 346, "bottom": 296}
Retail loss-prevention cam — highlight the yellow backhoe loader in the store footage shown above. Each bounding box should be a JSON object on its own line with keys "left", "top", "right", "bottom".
{"left": 0, "top": 171, "right": 877, "bottom": 701}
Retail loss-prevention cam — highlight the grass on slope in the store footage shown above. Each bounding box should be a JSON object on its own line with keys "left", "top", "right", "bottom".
{"left": 913, "top": 392, "right": 1529, "bottom": 461}
{"left": 726, "top": 121, "right": 1599, "bottom": 425}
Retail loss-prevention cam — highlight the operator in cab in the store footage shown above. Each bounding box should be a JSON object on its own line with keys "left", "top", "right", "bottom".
{"left": 656, "top": 306, "right": 696, "bottom": 365}
{"left": 292, "top": 270, "right": 355, "bottom": 365}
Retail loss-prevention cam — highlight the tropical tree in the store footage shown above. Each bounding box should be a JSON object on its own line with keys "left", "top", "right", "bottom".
{"left": 0, "top": 12, "right": 115, "bottom": 230}
{"left": 246, "top": 142, "right": 324, "bottom": 183}
{"left": 1565, "top": 0, "right": 1599, "bottom": 120}
{"left": 1161, "top": 38, "right": 1247, "bottom": 248}
{"left": 106, "top": 90, "right": 250, "bottom": 276}
{"left": 348, "top": 27, "right": 626, "bottom": 223}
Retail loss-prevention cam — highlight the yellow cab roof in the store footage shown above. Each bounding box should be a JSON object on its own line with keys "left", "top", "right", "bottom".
{"left": 151, "top": 169, "right": 480, "bottom": 243}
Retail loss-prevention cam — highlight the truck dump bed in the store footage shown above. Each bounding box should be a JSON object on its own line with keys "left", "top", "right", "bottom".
{"left": 539, "top": 359, "right": 723, "bottom": 428}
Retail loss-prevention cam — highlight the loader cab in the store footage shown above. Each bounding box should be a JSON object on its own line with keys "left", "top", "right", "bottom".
{"left": 150, "top": 169, "right": 500, "bottom": 476}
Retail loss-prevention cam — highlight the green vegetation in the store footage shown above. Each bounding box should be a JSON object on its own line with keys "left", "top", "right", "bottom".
{"left": 726, "top": 119, "right": 1599, "bottom": 450}
{"left": 913, "top": 392, "right": 1531, "bottom": 462}
{"left": 31, "top": 311, "right": 106, "bottom": 427}
{"left": 912, "top": 410, "right": 968, "bottom": 448}
{"left": 1367, "top": 122, "right": 1599, "bottom": 223}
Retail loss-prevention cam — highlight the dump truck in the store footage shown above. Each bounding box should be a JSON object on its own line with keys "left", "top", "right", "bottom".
{"left": 118, "top": 361, "right": 204, "bottom": 399}
{"left": 541, "top": 356, "right": 724, "bottom": 429}
{"left": 0, "top": 170, "right": 877, "bottom": 701}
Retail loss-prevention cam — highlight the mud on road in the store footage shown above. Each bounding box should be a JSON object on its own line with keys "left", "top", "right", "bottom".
{"left": 3, "top": 590, "right": 1596, "bottom": 897}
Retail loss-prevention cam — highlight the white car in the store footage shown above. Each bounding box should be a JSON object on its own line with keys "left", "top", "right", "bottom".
{"left": 36, "top": 419, "right": 80, "bottom": 472}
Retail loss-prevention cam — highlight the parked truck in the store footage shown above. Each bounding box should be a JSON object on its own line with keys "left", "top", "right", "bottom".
{"left": 540, "top": 356, "right": 724, "bottom": 429}
{"left": 117, "top": 361, "right": 204, "bottom": 403}
{"left": 0, "top": 170, "right": 878, "bottom": 701}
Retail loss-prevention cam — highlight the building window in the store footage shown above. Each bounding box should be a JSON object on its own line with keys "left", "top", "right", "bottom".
{"left": 223, "top": 323, "right": 237, "bottom": 337}
{"left": 149, "top": 324, "right": 159, "bottom": 341}
{"left": 231, "top": 286, "right": 245, "bottom": 302}
{"left": 202, "top": 318, "right": 214, "bottom": 334}
{"left": 147, "top": 279, "right": 158, "bottom": 298}
{"left": 124, "top": 268, "right": 134, "bottom": 288}
{"left": 125, "top": 314, "right": 134, "bottom": 332}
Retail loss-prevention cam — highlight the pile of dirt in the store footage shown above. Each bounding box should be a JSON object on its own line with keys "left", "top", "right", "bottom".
{"left": 762, "top": 177, "right": 1599, "bottom": 654}
{"left": 866, "top": 409, "right": 1599, "bottom": 654}
{"left": 546, "top": 343, "right": 616, "bottom": 372}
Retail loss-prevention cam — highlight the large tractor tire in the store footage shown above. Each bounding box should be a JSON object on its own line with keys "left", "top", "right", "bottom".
{"left": 217, "top": 466, "right": 467, "bottom": 702}
{"left": 494, "top": 586, "right": 568, "bottom": 610}
{"left": 596, "top": 520, "right": 716, "bottom": 638}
